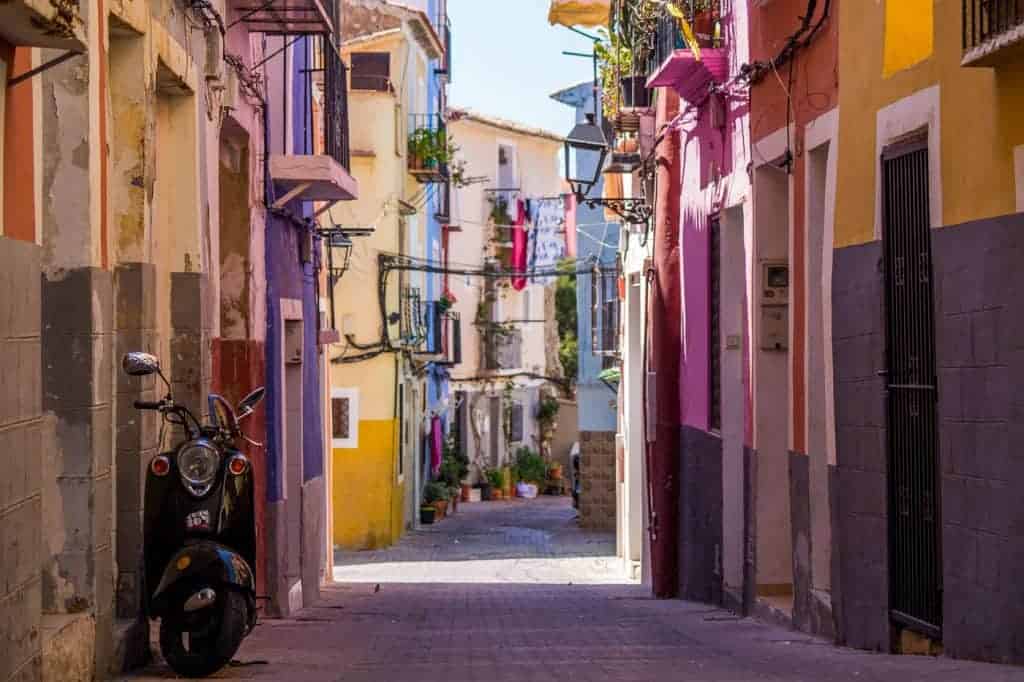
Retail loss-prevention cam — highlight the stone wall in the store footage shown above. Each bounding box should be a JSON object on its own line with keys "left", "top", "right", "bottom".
{"left": 0, "top": 236, "right": 44, "bottom": 682}
{"left": 931, "top": 214, "right": 1024, "bottom": 663}
{"left": 679, "top": 426, "right": 722, "bottom": 604}
{"left": 579, "top": 431, "right": 616, "bottom": 530}
{"left": 831, "top": 240, "right": 890, "bottom": 653}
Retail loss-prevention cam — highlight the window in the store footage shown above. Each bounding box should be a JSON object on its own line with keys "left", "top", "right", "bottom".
{"left": 508, "top": 401, "right": 524, "bottom": 443}
{"left": 591, "top": 264, "right": 621, "bottom": 358}
{"left": 350, "top": 52, "right": 391, "bottom": 92}
{"left": 331, "top": 388, "right": 359, "bottom": 448}
{"left": 497, "top": 143, "right": 517, "bottom": 189}
{"left": 709, "top": 216, "right": 722, "bottom": 433}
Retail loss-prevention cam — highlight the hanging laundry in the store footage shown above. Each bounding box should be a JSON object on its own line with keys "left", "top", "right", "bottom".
{"left": 512, "top": 199, "right": 528, "bottom": 291}
{"left": 430, "top": 416, "right": 443, "bottom": 478}
{"left": 527, "top": 197, "right": 567, "bottom": 285}
{"left": 564, "top": 194, "right": 578, "bottom": 258}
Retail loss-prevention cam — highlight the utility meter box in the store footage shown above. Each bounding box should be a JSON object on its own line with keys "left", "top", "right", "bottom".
{"left": 760, "top": 261, "right": 789, "bottom": 351}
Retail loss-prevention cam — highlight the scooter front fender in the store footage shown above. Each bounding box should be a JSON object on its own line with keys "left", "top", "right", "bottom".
{"left": 150, "top": 541, "right": 254, "bottom": 616}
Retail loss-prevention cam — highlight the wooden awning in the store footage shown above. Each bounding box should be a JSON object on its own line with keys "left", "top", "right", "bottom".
{"left": 547, "top": 0, "right": 610, "bottom": 28}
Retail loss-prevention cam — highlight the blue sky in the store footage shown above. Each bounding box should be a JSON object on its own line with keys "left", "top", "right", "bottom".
{"left": 447, "top": 0, "right": 596, "bottom": 136}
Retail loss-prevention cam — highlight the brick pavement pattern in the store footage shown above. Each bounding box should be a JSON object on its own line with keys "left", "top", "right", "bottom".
{"left": 123, "top": 497, "right": 1024, "bottom": 681}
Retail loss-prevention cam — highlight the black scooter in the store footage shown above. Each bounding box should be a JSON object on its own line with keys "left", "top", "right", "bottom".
{"left": 123, "top": 352, "right": 264, "bottom": 678}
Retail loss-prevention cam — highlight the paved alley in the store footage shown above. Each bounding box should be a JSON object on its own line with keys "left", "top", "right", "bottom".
{"left": 122, "top": 497, "right": 1024, "bottom": 681}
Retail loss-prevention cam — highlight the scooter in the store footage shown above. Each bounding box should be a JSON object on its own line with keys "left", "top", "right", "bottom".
{"left": 122, "top": 352, "right": 264, "bottom": 678}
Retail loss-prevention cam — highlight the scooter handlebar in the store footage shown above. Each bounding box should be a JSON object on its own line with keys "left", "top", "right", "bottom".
{"left": 133, "top": 400, "right": 162, "bottom": 410}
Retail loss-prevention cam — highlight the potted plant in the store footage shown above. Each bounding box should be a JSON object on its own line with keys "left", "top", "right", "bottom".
{"left": 485, "top": 468, "right": 504, "bottom": 500}
{"left": 437, "top": 289, "right": 457, "bottom": 313}
{"left": 420, "top": 505, "right": 436, "bottom": 525}
{"left": 425, "top": 480, "right": 449, "bottom": 518}
{"left": 461, "top": 482, "right": 472, "bottom": 502}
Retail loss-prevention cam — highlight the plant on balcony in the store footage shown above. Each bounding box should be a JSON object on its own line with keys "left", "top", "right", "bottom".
{"left": 408, "top": 126, "right": 454, "bottom": 172}
{"left": 438, "top": 289, "right": 457, "bottom": 313}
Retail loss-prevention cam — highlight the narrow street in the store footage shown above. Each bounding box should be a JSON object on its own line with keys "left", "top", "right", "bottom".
{"left": 125, "top": 498, "right": 1024, "bottom": 681}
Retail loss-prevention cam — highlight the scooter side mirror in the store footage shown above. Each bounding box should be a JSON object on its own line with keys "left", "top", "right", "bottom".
{"left": 122, "top": 352, "right": 161, "bottom": 377}
{"left": 237, "top": 387, "right": 266, "bottom": 418}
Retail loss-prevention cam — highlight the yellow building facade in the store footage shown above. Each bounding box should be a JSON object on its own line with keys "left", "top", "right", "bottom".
{"left": 831, "top": 0, "right": 1024, "bottom": 662}
{"left": 329, "top": 11, "right": 443, "bottom": 549}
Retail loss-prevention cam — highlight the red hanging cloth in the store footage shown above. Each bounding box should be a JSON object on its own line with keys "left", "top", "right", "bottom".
{"left": 512, "top": 199, "right": 528, "bottom": 291}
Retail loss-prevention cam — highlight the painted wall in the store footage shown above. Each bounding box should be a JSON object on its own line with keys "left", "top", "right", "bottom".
{"left": 551, "top": 82, "right": 619, "bottom": 433}
{"left": 446, "top": 113, "right": 564, "bottom": 475}
{"left": 835, "top": 0, "right": 1024, "bottom": 249}
{"left": 330, "top": 26, "right": 434, "bottom": 548}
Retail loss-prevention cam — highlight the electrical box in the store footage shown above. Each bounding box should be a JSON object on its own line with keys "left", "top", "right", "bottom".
{"left": 760, "top": 261, "right": 789, "bottom": 351}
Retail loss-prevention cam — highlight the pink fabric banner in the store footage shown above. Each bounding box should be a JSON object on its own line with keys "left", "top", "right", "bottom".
{"left": 431, "top": 416, "right": 443, "bottom": 477}
{"left": 512, "top": 199, "right": 528, "bottom": 291}
{"left": 564, "top": 194, "right": 577, "bottom": 258}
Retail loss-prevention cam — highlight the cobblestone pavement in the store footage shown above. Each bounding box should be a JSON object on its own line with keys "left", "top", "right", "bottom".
{"left": 124, "top": 497, "right": 1024, "bottom": 681}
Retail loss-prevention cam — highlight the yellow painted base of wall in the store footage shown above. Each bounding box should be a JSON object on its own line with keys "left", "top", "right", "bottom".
{"left": 332, "top": 419, "right": 404, "bottom": 550}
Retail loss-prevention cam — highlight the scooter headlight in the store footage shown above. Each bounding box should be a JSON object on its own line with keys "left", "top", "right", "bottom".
{"left": 178, "top": 440, "right": 220, "bottom": 496}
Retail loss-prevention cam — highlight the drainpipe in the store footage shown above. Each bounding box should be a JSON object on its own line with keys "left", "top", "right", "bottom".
{"left": 645, "top": 88, "right": 681, "bottom": 599}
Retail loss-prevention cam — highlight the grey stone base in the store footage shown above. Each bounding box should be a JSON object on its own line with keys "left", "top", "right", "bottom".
{"left": 678, "top": 425, "right": 723, "bottom": 605}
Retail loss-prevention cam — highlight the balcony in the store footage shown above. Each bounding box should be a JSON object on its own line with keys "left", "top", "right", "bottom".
{"left": 228, "top": 0, "right": 333, "bottom": 34}
{"left": 0, "top": 0, "right": 86, "bottom": 50}
{"left": 644, "top": 1, "right": 727, "bottom": 104}
{"left": 397, "top": 286, "right": 427, "bottom": 349}
{"left": 434, "top": 10, "right": 453, "bottom": 79}
{"left": 962, "top": 0, "right": 1024, "bottom": 66}
{"left": 408, "top": 113, "right": 449, "bottom": 184}
{"left": 420, "top": 306, "right": 462, "bottom": 366}
{"left": 270, "top": 34, "right": 358, "bottom": 209}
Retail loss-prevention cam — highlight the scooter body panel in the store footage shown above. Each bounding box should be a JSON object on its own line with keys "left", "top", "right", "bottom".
{"left": 143, "top": 446, "right": 256, "bottom": 616}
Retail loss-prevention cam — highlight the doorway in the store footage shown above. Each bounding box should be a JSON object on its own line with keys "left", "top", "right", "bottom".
{"left": 882, "top": 138, "right": 942, "bottom": 637}
{"left": 753, "top": 162, "right": 793, "bottom": 613}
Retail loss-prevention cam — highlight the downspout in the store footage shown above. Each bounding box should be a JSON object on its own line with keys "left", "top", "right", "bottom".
{"left": 645, "top": 88, "right": 682, "bottom": 599}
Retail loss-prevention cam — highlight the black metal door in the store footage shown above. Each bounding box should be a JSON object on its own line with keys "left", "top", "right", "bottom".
{"left": 882, "top": 139, "right": 942, "bottom": 636}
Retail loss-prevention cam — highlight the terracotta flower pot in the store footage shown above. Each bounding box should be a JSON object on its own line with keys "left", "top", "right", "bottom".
{"left": 491, "top": 489, "right": 503, "bottom": 501}
{"left": 461, "top": 483, "right": 472, "bottom": 502}
{"left": 435, "top": 500, "right": 448, "bottom": 518}
{"left": 549, "top": 463, "right": 563, "bottom": 481}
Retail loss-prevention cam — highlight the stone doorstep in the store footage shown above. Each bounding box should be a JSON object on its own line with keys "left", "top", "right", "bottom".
{"left": 41, "top": 613, "right": 94, "bottom": 682}
{"left": 752, "top": 595, "right": 795, "bottom": 631}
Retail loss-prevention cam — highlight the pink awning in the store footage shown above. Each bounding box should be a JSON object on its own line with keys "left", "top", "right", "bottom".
{"left": 645, "top": 48, "right": 729, "bottom": 104}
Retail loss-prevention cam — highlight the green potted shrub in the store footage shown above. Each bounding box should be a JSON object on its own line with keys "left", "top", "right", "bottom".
{"left": 485, "top": 468, "right": 504, "bottom": 500}
{"left": 424, "top": 480, "right": 449, "bottom": 519}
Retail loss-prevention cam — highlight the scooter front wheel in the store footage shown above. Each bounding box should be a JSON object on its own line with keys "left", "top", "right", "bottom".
{"left": 160, "top": 587, "right": 248, "bottom": 678}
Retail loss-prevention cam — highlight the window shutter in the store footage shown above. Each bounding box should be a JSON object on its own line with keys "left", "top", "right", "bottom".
{"left": 350, "top": 52, "right": 390, "bottom": 91}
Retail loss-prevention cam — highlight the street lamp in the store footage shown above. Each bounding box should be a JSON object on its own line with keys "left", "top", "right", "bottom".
{"left": 563, "top": 115, "right": 652, "bottom": 225}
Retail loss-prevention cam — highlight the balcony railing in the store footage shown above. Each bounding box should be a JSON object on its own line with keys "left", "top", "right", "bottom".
{"left": 645, "top": 11, "right": 685, "bottom": 81}
{"left": 408, "top": 113, "right": 449, "bottom": 184}
{"left": 962, "top": 0, "right": 1024, "bottom": 66}
{"left": 399, "top": 286, "right": 427, "bottom": 348}
{"left": 314, "top": 35, "right": 351, "bottom": 170}
{"left": 422, "top": 307, "right": 462, "bottom": 366}
{"left": 434, "top": 12, "right": 453, "bottom": 79}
